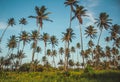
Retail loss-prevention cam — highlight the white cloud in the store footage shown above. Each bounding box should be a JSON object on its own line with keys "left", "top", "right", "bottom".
{"left": 82, "top": 0, "right": 99, "bottom": 8}
{"left": 87, "top": 12, "right": 95, "bottom": 23}
{"left": 0, "top": 22, "right": 7, "bottom": 29}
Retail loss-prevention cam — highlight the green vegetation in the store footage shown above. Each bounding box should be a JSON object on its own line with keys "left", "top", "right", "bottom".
{"left": 0, "top": 70, "right": 120, "bottom": 82}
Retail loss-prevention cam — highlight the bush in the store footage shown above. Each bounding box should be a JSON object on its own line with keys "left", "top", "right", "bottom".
{"left": 19, "top": 63, "right": 30, "bottom": 72}
{"left": 82, "top": 65, "right": 95, "bottom": 77}
{"left": 63, "top": 71, "right": 71, "bottom": 77}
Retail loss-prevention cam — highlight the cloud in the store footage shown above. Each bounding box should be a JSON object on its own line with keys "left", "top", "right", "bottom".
{"left": 87, "top": 12, "right": 95, "bottom": 23}
{"left": 82, "top": 0, "right": 99, "bottom": 8}
{"left": 0, "top": 22, "right": 7, "bottom": 29}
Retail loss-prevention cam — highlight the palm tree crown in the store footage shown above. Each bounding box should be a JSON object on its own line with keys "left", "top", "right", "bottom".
{"left": 29, "top": 6, "right": 53, "bottom": 28}
{"left": 85, "top": 25, "right": 97, "bottom": 39}
{"left": 95, "top": 12, "right": 112, "bottom": 30}
{"left": 72, "top": 5, "right": 87, "bottom": 24}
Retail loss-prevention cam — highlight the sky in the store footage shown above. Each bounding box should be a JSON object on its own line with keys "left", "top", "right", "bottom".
{"left": 0, "top": 0, "right": 120, "bottom": 64}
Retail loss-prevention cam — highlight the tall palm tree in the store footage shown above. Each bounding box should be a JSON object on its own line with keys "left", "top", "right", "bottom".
{"left": 30, "top": 30, "right": 40, "bottom": 63}
{"left": 84, "top": 25, "right": 97, "bottom": 39}
{"left": 16, "top": 50, "right": 26, "bottom": 67}
{"left": 110, "top": 24, "right": 120, "bottom": 48}
{"left": 62, "top": 28, "right": 75, "bottom": 71}
{"left": 71, "top": 46, "right": 75, "bottom": 61}
{"left": 29, "top": 6, "right": 53, "bottom": 34}
{"left": 84, "top": 25, "right": 97, "bottom": 60}
{"left": 59, "top": 47, "right": 64, "bottom": 60}
{"left": 47, "top": 49, "right": 51, "bottom": 56}
{"left": 72, "top": 5, "right": 87, "bottom": 67}
{"left": 36, "top": 46, "right": 42, "bottom": 60}
{"left": 0, "top": 18, "right": 15, "bottom": 42}
{"left": 18, "top": 31, "right": 30, "bottom": 52}
{"left": 52, "top": 49, "right": 57, "bottom": 67}
{"left": 19, "top": 18, "right": 27, "bottom": 31}
{"left": 49, "top": 35, "right": 58, "bottom": 67}
{"left": 105, "top": 46, "right": 111, "bottom": 62}
{"left": 64, "top": 0, "right": 78, "bottom": 28}
{"left": 76, "top": 42, "right": 80, "bottom": 62}
{"left": 95, "top": 12, "right": 112, "bottom": 45}
{"left": 41, "top": 33, "right": 50, "bottom": 56}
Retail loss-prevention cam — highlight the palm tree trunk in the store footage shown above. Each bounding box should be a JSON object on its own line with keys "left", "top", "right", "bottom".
{"left": 69, "top": 5, "right": 72, "bottom": 28}
{"left": 17, "top": 41, "right": 20, "bottom": 52}
{"left": 97, "top": 29, "right": 103, "bottom": 45}
{"left": 44, "top": 42, "right": 46, "bottom": 56}
{"left": 79, "top": 24, "right": 84, "bottom": 68}
{"left": 64, "top": 42, "right": 67, "bottom": 71}
{"left": 0, "top": 25, "right": 9, "bottom": 42}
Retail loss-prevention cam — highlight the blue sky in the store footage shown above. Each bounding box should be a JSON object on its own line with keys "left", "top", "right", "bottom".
{"left": 0, "top": 0, "right": 120, "bottom": 63}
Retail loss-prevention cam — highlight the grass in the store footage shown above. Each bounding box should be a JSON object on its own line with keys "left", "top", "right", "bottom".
{"left": 0, "top": 70, "right": 120, "bottom": 82}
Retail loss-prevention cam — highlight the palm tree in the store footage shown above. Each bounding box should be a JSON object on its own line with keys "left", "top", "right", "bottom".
{"left": 41, "top": 33, "right": 50, "bottom": 56}
{"left": 76, "top": 42, "right": 80, "bottom": 62}
{"left": 72, "top": 5, "right": 87, "bottom": 68}
{"left": 110, "top": 24, "right": 120, "bottom": 48}
{"left": 7, "top": 35, "right": 17, "bottom": 57}
{"left": 0, "top": 18, "right": 15, "bottom": 42}
{"left": 47, "top": 49, "right": 51, "bottom": 56}
{"left": 59, "top": 47, "right": 64, "bottom": 60}
{"left": 52, "top": 49, "right": 57, "bottom": 67}
{"left": 36, "top": 46, "right": 42, "bottom": 60}
{"left": 85, "top": 25, "right": 97, "bottom": 39}
{"left": 42, "top": 56, "right": 47, "bottom": 65}
{"left": 16, "top": 50, "right": 26, "bottom": 67}
{"left": 0, "top": 56, "right": 4, "bottom": 70}
{"left": 64, "top": 0, "right": 78, "bottom": 28}
{"left": 62, "top": 28, "right": 75, "bottom": 71}
{"left": 49, "top": 35, "right": 58, "bottom": 67}
{"left": 71, "top": 46, "right": 75, "bottom": 61}
{"left": 29, "top": 6, "right": 52, "bottom": 34}
{"left": 105, "top": 46, "right": 111, "bottom": 62}
{"left": 18, "top": 31, "right": 30, "bottom": 52}
{"left": 30, "top": 30, "right": 40, "bottom": 63}
{"left": 84, "top": 25, "right": 97, "bottom": 60}
{"left": 95, "top": 12, "right": 112, "bottom": 45}
{"left": 19, "top": 18, "right": 27, "bottom": 31}
{"left": 113, "top": 37, "right": 120, "bottom": 48}
{"left": 68, "top": 59, "right": 74, "bottom": 68}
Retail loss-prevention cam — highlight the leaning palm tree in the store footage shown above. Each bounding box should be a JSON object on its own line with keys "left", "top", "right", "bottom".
{"left": 41, "top": 33, "right": 50, "bottom": 56}
{"left": 72, "top": 5, "right": 87, "bottom": 67}
{"left": 29, "top": 5, "right": 53, "bottom": 34}
{"left": 64, "top": 0, "right": 78, "bottom": 28}
{"left": 7, "top": 35, "right": 17, "bottom": 57}
{"left": 95, "top": 12, "right": 112, "bottom": 45}
{"left": 19, "top": 18, "right": 27, "bottom": 31}
{"left": 0, "top": 18, "right": 15, "bottom": 42}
